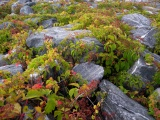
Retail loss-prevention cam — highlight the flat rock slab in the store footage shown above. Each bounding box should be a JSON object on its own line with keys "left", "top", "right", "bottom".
{"left": 0, "top": 64, "right": 23, "bottom": 75}
{"left": 26, "top": 25, "right": 99, "bottom": 48}
{"left": 98, "top": 80, "right": 155, "bottom": 120}
{"left": 72, "top": 62, "right": 104, "bottom": 83}
{"left": 122, "top": 13, "right": 156, "bottom": 48}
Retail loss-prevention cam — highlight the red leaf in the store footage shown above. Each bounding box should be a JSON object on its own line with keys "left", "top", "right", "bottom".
{"left": 32, "top": 83, "right": 43, "bottom": 89}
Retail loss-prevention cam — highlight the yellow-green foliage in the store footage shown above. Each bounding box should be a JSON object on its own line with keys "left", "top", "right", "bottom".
{"left": 0, "top": 0, "right": 160, "bottom": 119}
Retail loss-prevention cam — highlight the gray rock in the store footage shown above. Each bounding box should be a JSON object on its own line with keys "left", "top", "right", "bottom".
{"left": 0, "top": 64, "right": 23, "bottom": 75}
{"left": 11, "top": 2, "right": 20, "bottom": 13}
{"left": 142, "top": 50, "right": 160, "bottom": 63}
{"left": 24, "top": 17, "right": 40, "bottom": 25}
{"left": 0, "top": 0, "right": 10, "bottom": 6}
{"left": 41, "top": 18, "right": 57, "bottom": 29}
{"left": 0, "top": 22, "right": 14, "bottom": 30}
{"left": 152, "top": 88, "right": 160, "bottom": 101}
{"left": 26, "top": 25, "right": 91, "bottom": 48}
{"left": 143, "top": 6, "right": 160, "bottom": 14}
{"left": 122, "top": 13, "right": 156, "bottom": 48}
{"left": 122, "top": 13, "right": 151, "bottom": 27}
{"left": 128, "top": 56, "right": 157, "bottom": 83}
{"left": 25, "top": 2, "right": 36, "bottom": 6}
{"left": 128, "top": 51, "right": 160, "bottom": 89}
{"left": 124, "top": 0, "right": 149, "bottom": 2}
{"left": 0, "top": 55, "right": 8, "bottom": 67}
{"left": 20, "top": 5, "right": 34, "bottom": 15}
{"left": 131, "top": 28, "right": 157, "bottom": 48}
{"left": 73, "top": 62, "right": 104, "bottom": 83}
{"left": 98, "top": 80, "right": 155, "bottom": 120}
{"left": 18, "top": 0, "right": 31, "bottom": 4}
{"left": 51, "top": 3, "right": 61, "bottom": 8}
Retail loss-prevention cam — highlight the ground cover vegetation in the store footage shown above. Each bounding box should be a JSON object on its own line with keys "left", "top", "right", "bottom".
{"left": 0, "top": 0, "right": 160, "bottom": 119}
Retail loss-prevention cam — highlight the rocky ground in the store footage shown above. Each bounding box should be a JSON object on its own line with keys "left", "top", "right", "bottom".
{"left": 0, "top": 0, "right": 160, "bottom": 119}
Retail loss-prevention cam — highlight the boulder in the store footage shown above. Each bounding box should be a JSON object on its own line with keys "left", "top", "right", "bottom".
{"left": 18, "top": 0, "right": 31, "bottom": 4}
{"left": 20, "top": 5, "right": 34, "bottom": 15}
{"left": 24, "top": 17, "right": 41, "bottom": 25}
{"left": 0, "top": 22, "right": 14, "bottom": 30}
{"left": 151, "top": 88, "right": 160, "bottom": 101}
{"left": 129, "top": 50, "right": 160, "bottom": 83}
{"left": 26, "top": 25, "right": 92, "bottom": 48}
{"left": 0, "top": 0, "right": 10, "bottom": 6}
{"left": 41, "top": 18, "right": 57, "bottom": 29}
{"left": 122, "top": 13, "right": 151, "bottom": 27}
{"left": 98, "top": 80, "right": 155, "bottom": 120}
{"left": 25, "top": 2, "right": 36, "bottom": 6}
{"left": 122, "top": 13, "right": 156, "bottom": 48}
{"left": 143, "top": 6, "right": 160, "bottom": 14}
{"left": 124, "top": 0, "right": 149, "bottom": 2}
{"left": 73, "top": 62, "right": 104, "bottom": 83}
{"left": 0, "top": 64, "right": 23, "bottom": 75}
{"left": 0, "top": 55, "right": 8, "bottom": 67}
{"left": 26, "top": 24, "right": 103, "bottom": 49}
{"left": 128, "top": 56, "right": 157, "bottom": 84}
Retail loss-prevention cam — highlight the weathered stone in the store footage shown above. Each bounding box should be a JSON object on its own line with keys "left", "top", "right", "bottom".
{"left": 98, "top": 80, "right": 155, "bottom": 120}
{"left": 0, "top": 55, "right": 8, "bottom": 67}
{"left": 122, "top": 13, "right": 156, "bottom": 48}
{"left": 152, "top": 88, "right": 160, "bottom": 100}
{"left": 0, "top": 64, "right": 23, "bottom": 75}
{"left": 122, "top": 13, "right": 151, "bottom": 27}
{"left": 24, "top": 17, "right": 41, "bottom": 25}
{"left": 25, "top": 2, "right": 36, "bottom": 6}
{"left": 131, "top": 27, "right": 157, "bottom": 48}
{"left": 11, "top": 2, "right": 21, "bottom": 13}
{"left": 128, "top": 56, "right": 156, "bottom": 83}
{"left": 73, "top": 62, "right": 104, "bottom": 83}
{"left": 0, "top": 0, "right": 10, "bottom": 6}
{"left": 18, "top": 0, "right": 31, "bottom": 4}
{"left": 26, "top": 25, "right": 91, "bottom": 48}
{"left": 128, "top": 50, "right": 160, "bottom": 89}
{"left": 41, "top": 18, "right": 57, "bottom": 29}
{"left": 125, "top": 0, "right": 149, "bottom": 2}
{"left": 0, "top": 22, "right": 14, "bottom": 30}
{"left": 143, "top": 6, "right": 160, "bottom": 14}
{"left": 142, "top": 50, "right": 160, "bottom": 63}
{"left": 20, "top": 5, "right": 34, "bottom": 15}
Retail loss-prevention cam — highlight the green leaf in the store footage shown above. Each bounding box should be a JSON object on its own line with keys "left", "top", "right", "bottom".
{"left": 25, "top": 89, "right": 51, "bottom": 99}
{"left": 0, "top": 89, "right": 6, "bottom": 95}
{"left": 108, "top": 35, "right": 114, "bottom": 40}
{"left": 45, "top": 94, "right": 56, "bottom": 114}
{"left": 69, "top": 83, "right": 80, "bottom": 88}
{"left": 69, "top": 88, "right": 78, "bottom": 98}
{"left": 54, "top": 110, "right": 62, "bottom": 120}
{"left": 110, "top": 44, "right": 116, "bottom": 52}
{"left": 115, "top": 64, "right": 119, "bottom": 72}
{"left": 0, "top": 100, "right": 4, "bottom": 106}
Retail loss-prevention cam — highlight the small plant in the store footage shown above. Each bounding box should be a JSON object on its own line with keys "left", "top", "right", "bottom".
{"left": 32, "top": 2, "right": 55, "bottom": 14}
{"left": 116, "top": 71, "right": 144, "bottom": 90}
{"left": 148, "top": 91, "right": 160, "bottom": 119}
{"left": 145, "top": 53, "right": 154, "bottom": 65}
{"left": 154, "top": 29, "right": 160, "bottom": 55}
{"left": 58, "top": 38, "right": 96, "bottom": 65}
{"left": 0, "top": 29, "right": 12, "bottom": 53}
